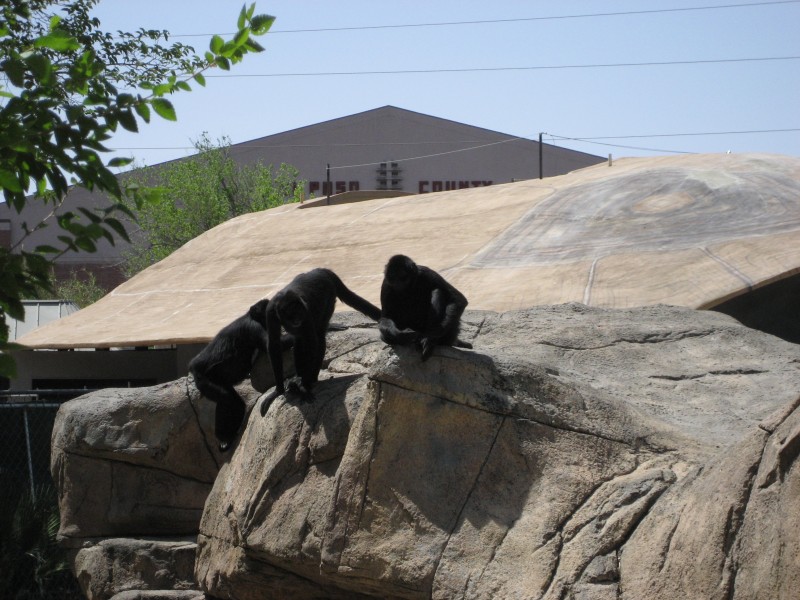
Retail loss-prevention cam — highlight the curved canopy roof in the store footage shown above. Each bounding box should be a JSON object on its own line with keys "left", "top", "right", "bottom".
{"left": 17, "top": 152, "right": 800, "bottom": 349}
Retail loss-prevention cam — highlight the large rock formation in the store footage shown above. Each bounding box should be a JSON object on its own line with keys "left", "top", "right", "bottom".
{"left": 52, "top": 306, "right": 800, "bottom": 599}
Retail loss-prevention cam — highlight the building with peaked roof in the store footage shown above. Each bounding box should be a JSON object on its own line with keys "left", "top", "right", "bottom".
{"left": 0, "top": 106, "right": 604, "bottom": 290}
{"left": 229, "top": 105, "right": 603, "bottom": 198}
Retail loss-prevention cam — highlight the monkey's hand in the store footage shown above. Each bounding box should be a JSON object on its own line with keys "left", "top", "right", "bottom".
{"left": 260, "top": 385, "right": 285, "bottom": 416}
{"left": 288, "top": 380, "right": 315, "bottom": 403}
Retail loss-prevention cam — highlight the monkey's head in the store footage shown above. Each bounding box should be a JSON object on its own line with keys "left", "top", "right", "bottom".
{"left": 248, "top": 298, "right": 270, "bottom": 328}
{"left": 384, "top": 254, "right": 417, "bottom": 290}
{"left": 276, "top": 290, "right": 308, "bottom": 333}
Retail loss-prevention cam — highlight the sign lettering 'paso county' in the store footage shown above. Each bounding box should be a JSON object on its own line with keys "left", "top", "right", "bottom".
{"left": 307, "top": 180, "right": 494, "bottom": 196}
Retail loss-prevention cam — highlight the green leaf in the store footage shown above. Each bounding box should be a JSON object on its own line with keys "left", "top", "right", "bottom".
{"left": 210, "top": 35, "right": 224, "bottom": 54}
{"left": 152, "top": 83, "right": 173, "bottom": 97}
{"left": 4, "top": 297, "right": 25, "bottom": 320}
{"left": 34, "top": 244, "right": 61, "bottom": 254}
{"left": 215, "top": 56, "right": 230, "bottom": 71}
{"left": 238, "top": 5, "right": 247, "bottom": 30}
{"left": 108, "top": 156, "right": 134, "bottom": 168}
{"left": 219, "top": 41, "right": 236, "bottom": 58}
{"left": 0, "top": 352, "right": 18, "bottom": 379}
{"left": 104, "top": 217, "right": 130, "bottom": 242}
{"left": 25, "top": 52, "right": 53, "bottom": 82}
{"left": 234, "top": 27, "right": 250, "bottom": 48}
{"left": 194, "top": 72, "right": 206, "bottom": 87}
{"left": 75, "top": 237, "right": 97, "bottom": 252}
{"left": 0, "top": 169, "right": 23, "bottom": 193}
{"left": 3, "top": 57, "right": 26, "bottom": 87}
{"left": 250, "top": 14, "right": 276, "bottom": 35}
{"left": 35, "top": 30, "right": 81, "bottom": 52}
{"left": 245, "top": 39, "right": 265, "bottom": 53}
{"left": 134, "top": 102, "right": 151, "bottom": 123}
{"left": 151, "top": 98, "right": 177, "bottom": 121}
{"left": 78, "top": 207, "right": 102, "bottom": 223}
{"left": 118, "top": 108, "right": 138, "bottom": 132}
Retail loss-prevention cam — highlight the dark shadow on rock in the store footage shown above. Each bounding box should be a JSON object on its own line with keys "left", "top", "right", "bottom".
{"left": 711, "top": 272, "right": 800, "bottom": 344}
{"left": 241, "top": 373, "right": 366, "bottom": 533}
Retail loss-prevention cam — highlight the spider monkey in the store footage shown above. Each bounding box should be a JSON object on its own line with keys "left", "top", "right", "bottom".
{"left": 260, "top": 268, "right": 381, "bottom": 415}
{"left": 189, "top": 299, "right": 292, "bottom": 451}
{"left": 379, "top": 254, "right": 472, "bottom": 361}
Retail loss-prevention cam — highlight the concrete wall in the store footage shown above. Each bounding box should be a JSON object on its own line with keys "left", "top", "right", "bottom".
{"left": 10, "top": 343, "right": 205, "bottom": 391}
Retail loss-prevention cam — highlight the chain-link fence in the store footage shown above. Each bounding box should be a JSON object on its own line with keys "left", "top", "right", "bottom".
{"left": 0, "top": 398, "right": 61, "bottom": 495}
{"left": 1, "top": 391, "right": 91, "bottom": 600}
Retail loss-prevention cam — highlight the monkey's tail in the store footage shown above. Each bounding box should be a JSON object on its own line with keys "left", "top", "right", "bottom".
{"left": 326, "top": 269, "right": 382, "bottom": 321}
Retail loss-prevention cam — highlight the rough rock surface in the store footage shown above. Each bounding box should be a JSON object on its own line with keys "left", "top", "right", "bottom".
{"left": 53, "top": 306, "right": 800, "bottom": 599}
{"left": 194, "top": 306, "right": 800, "bottom": 599}
{"left": 50, "top": 376, "right": 259, "bottom": 599}
{"left": 71, "top": 538, "right": 199, "bottom": 600}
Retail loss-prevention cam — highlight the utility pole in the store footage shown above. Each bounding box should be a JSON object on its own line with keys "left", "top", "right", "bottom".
{"left": 326, "top": 163, "right": 331, "bottom": 205}
{"left": 538, "top": 132, "right": 544, "bottom": 179}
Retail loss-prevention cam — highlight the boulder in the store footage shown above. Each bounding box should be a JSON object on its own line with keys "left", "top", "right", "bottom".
{"left": 108, "top": 592, "right": 205, "bottom": 600}
{"left": 52, "top": 306, "right": 800, "bottom": 599}
{"left": 51, "top": 379, "right": 232, "bottom": 540}
{"left": 50, "top": 375, "right": 258, "bottom": 599}
{"left": 72, "top": 538, "right": 198, "bottom": 600}
{"left": 194, "top": 305, "right": 800, "bottom": 599}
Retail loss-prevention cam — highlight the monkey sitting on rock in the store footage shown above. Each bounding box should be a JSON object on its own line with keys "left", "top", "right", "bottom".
{"left": 378, "top": 254, "right": 472, "bottom": 361}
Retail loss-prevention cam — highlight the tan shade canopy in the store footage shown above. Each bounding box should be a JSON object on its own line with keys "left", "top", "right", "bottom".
{"left": 16, "top": 152, "right": 800, "bottom": 349}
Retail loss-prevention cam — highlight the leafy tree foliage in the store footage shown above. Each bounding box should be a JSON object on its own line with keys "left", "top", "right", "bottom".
{"left": 0, "top": 0, "right": 274, "bottom": 377}
{"left": 0, "top": 484, "right": 82, "bottom": 599}
{"left": 123, "top": 134, "right": 304, "bottom": 277}
{"left": 54, "top": 268, "right": 105, "bottom": 308}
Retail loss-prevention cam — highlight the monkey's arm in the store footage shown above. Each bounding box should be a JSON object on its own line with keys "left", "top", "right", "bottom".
{"left": 424, "top": 284, "right": 468, "bottom": 340}
{"left": 419, "top": 279, "right": 469, "bottom": 360}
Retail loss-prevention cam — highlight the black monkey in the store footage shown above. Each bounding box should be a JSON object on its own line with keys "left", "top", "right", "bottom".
{"left": 379, "top": 254, "right": 472, "bottom": 361}
{"left": 260, "top": 268, "right": 381, "bottom": 414}
{"left": 189, "top": 299, "right": 292, "bottom": 451}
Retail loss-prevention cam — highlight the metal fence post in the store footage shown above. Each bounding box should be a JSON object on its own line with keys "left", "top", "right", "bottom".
{"left": 23, "top": 406, "right": 35, "bottom": 496}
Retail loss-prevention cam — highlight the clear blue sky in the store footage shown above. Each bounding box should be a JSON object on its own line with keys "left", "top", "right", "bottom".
{"left": 92, "top": 0, "right": 800, "bottom": 168}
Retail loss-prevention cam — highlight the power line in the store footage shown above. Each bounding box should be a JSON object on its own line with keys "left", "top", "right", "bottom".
{"left": 329, "top": 136, "right": 528, "bottom": 171}
{"left": 554, "top": 128, "right": 800, "bottom": 141}
{"left": 548, "top": 128, "right": 800, "bottom": 154}
{"left": 171, "top": 1, "right": 800, "bottom": 37}
{"left": 203, "top": 56, "right": 800, "bottom": 78}
{"left": 548, "top": 135, "right": 694, "bottom": 155}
